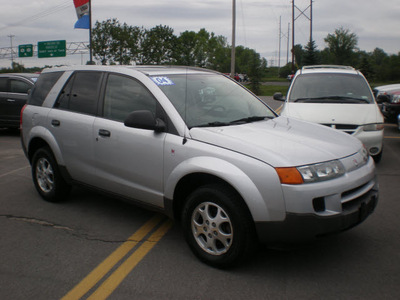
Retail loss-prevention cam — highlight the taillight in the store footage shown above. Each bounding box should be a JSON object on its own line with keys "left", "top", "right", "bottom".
{"left": 20, "top": 104, "right": 27, "bottom": 130}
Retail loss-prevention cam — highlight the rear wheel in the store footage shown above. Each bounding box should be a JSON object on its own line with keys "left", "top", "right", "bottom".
{"left": 31, "top": 147, "right": 70, "bottom": 202}
{"left": 182, "top": 184, "right": 256, "bottom": 268}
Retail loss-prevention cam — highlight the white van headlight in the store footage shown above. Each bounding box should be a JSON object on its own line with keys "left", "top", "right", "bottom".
{"left": 363, "top": 123, "right": 384, "bottom": 131}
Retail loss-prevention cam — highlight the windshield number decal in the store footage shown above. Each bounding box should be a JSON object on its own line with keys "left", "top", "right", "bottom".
{"left": 151, "top": 76, "right": 175, "bottom": 86}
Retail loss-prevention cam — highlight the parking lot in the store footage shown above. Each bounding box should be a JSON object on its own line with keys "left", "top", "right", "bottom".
{"left": 1, "top": 118, "right": 399, "bottom": 299}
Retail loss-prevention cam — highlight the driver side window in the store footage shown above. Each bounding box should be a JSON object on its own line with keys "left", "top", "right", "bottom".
{"left": 103, "top": 74, "right": 156, "bottom": 122}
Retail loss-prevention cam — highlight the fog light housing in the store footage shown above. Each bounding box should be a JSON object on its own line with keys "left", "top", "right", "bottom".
{"left": 313, "top": 197, "right": 325, "bottom": 212}
{"left": 369, "top": 147, "right": 379, "bottom": 155}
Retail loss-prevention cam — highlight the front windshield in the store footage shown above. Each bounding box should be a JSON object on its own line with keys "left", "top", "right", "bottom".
{"left": 152, "top": 73, "right": 275, "bottom": 128}
{"left": 289, "top": 73, "right": 374, "bottom": 103}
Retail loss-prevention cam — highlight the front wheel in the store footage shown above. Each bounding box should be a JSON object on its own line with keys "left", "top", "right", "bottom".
{"left": 182, "top": 184, "right": 256, "bottom": 268}
{"left": 31, "top": 147, "right": 70, "bottom": 202}
{"left": 372, "top": 149, "right": 383, "bottom": 163}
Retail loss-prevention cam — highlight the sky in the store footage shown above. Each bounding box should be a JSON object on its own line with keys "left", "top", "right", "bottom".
{"left": 0, "top": 0, "right": 400, "bottom": 69}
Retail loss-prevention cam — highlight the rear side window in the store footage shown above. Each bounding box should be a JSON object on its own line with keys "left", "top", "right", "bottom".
{"left": 10, "top": 79, "right": 31, "bottom": 94}
{"left": 0, "top": 78, "right": 7, "bottom": 92}
{"left": 56, "top": 71, "right": 102, "bottom": 116}
{"left": 29, "top": 72, "right": 64, "bottom": 106}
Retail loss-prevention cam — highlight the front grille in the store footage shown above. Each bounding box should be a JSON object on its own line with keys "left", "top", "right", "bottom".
{"left": 322, "top": 124, "right": 359, "bottom": 134}
{"left": 341, "top": 181, "right": 375, "bottom": 211}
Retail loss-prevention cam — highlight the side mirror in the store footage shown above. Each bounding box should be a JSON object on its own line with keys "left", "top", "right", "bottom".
{"left": 273, "top": 92, "right": 285, "bottom": 101}
{"left": 376, "top": 94, "right": 390, "bottom": 103}
{"left": 124, "top": 110, "right": 166, "bottom": 132}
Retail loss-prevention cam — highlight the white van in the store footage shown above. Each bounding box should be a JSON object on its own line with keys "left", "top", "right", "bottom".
{"left": 274, "top": 65, "right": 384, "bottom": 162}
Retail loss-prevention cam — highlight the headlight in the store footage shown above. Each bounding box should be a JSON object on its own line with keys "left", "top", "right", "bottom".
{"left": 392, "top": 95, "right": 400, "bottom": 103}
{"left": 297, "top": 160, "right": 345, "bottom": 183}
{"left": 275, "top": 160, "right": 345, "bottom": 184}
{"left": 363, "top": 123, "right": 384, "bottom": 131}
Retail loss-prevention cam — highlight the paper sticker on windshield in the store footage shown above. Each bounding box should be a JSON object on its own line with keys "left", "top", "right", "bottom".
{"left": 151, "top": 76, "right": 175, "bottom": 86}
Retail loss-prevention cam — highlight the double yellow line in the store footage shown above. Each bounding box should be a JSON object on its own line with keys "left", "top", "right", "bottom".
{"left": 62, "top": 214, "right": 172, "bottom": 300}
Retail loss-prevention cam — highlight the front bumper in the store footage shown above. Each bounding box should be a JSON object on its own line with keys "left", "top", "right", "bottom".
{"left": 256, "top": 181, "right": 378, "bottom": 244}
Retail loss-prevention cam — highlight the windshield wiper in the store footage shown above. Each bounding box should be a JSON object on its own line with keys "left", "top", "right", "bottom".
{"left": 294, "top": 96, "right": 370, "bottom": 103}
{"left": 229, "top": 116, "right": 272, "bottom": 124}
{"left": 194, "top": 121, "right": 230, "bottom": 128}
{"left": 192, "top": 116, "right": 271, "bottom": 128}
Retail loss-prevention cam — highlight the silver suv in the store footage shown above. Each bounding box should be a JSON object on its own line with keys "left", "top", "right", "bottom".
{"left": 21, "top": 66, "right": 378, "bottom": 267}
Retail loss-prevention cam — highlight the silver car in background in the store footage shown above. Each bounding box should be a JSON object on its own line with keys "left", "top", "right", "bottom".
{"left": 21, "top": 66, "right": 378, "bottom": 267}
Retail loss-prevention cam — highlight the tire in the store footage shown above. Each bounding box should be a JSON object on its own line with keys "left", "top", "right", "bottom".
{"left": 182, "top": 184, "right": 256, "bottom": 268}
{"left": 31, "top": 147, "right": 71, "bottom": 202}
{"left": 372, "top": 149, "right": 383, "bottom": 163}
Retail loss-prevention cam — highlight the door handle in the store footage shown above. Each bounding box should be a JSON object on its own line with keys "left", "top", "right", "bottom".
{"left": 98, "top": 129, "right": 111, "bottom": 137}
{"left": 51, "top": 120, "right": 60, "bottom": 126}
{"left": 7, "top": 99, "right": 16, "bottom": 102}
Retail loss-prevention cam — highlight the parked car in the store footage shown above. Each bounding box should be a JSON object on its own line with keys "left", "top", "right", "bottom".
{"left": 372, "top": 83, "right": 400, "bottom": 98}
{"left": 274, "top": 65, "right": 384, "bottom": 162}
{"left": 21, "top": 66, "right": 378, "bottom": 267}
{"left": 398, "top": 114, "right": 400, "bottom": 131}
{"left": 376, "top": 89, "right": 400, "bottom": 123}
{"left": 0, "top": 73, "right": 39, "bottom": 129}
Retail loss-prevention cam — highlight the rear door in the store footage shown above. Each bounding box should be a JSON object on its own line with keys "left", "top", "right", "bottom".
{"left": 47, "top": 71, "right": 103, "bottom": 184}
{"left": 0, "top": 77, "right": 8, "bottom": 124}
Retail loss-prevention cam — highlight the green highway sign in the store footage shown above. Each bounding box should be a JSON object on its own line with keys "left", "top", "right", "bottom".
{"left": 38, "top": 40, "right": 66, "bottom": 58}
{"left": 18, "top": 44, "right": 33, "bottom": 57}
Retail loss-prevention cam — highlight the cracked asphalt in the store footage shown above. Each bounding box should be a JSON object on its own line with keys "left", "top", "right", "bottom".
{"left": 1, "top": 121, "right": 400, "bottom": 300}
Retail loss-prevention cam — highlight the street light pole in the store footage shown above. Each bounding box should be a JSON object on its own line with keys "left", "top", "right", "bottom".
{"left": 8, "top": 34, "right": 15, "bottom": 68}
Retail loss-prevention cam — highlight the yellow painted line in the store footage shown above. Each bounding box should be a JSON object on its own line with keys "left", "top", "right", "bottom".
{"left": 61, "top": 214, "right": 164, "bottom": 300}
{"left": 87, "top": 219, "right": 173, "bottom": 300}
{"left": 385, "top": 136, "right": 400, "bottom": 139}
{"left": 275, "top": 105, "right": 283, "bottom": 115}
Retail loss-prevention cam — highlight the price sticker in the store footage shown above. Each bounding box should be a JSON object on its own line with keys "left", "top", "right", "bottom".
{"left": 151, "top": 76, "right": 175, "bottom": 86}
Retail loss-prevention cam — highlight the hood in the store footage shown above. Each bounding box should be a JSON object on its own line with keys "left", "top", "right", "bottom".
{"left": 189, "top": 116, "right": 361, "bottom": 167}
{"left": 281, "top": 103, "right": 383, "bottom": 124}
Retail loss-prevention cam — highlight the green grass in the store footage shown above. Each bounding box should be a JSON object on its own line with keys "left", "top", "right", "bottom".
{"left": 258, "top": 85, "right": 288, "bottom": 96}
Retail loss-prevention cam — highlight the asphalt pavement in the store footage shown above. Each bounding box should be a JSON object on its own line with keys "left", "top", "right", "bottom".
{"left": 0, "top": 120, "right": 399, "bottom": 300}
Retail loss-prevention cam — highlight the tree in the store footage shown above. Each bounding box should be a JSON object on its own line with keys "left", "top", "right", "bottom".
{"left": 174, "top": 30, "right": 198, "bottom": 66}
{"left": 92, "top": 19, "right": 120, "bottom": 65}
{"left": 303, "top": 39, "right": 320, "bottom": 66}
{"left": 141, "top": 25, "right": 176, "bottom": 64}
{"left": 324, "top": 27, "right": 358, "bottom": 65}
{"left": 293, "top": 44, "right": 304, "bottom": 67}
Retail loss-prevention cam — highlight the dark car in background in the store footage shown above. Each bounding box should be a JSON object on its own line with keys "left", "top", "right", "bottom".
{"left": 375, "top": 86, "right": 400, "bottom": 123}
{"left": 0, "top": 73, "right": 39, "bottom": 129}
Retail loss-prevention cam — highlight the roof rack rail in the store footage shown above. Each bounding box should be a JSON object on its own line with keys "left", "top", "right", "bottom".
{"left": 302, "top": 65, "right": 355, "bottom": 70}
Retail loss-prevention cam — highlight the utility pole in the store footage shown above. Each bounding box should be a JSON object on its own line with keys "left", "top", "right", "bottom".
{"left": 230, "top": 0, "right": 236, "bottom": 79}
{"left": 278, "top": 17, "right": 290, "bottom": 71}
{"left": 291, "top": 0, "right": 314, "bottom": 72}
{"left": 291, "top": 1, "right": 295, "bottom": 72}
{"left": 310, "top": 0, "right": 313, "bottom": 42}
{"left": 8, "top": 34, "right": 15, "bottom": 68}
{"left": 278, "top": 16, "right": 281, "bottom": 72}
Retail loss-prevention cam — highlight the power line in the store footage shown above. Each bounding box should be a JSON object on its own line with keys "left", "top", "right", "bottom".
{"left": 0, "top": 0, "right": 71, "bottom": 31}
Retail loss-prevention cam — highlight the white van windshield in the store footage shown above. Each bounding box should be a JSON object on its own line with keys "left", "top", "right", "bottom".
{"left": 289, "top": 73, "right": 374, "bottom": 104}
